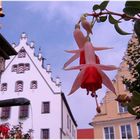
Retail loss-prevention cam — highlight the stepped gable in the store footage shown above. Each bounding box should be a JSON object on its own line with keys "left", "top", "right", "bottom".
{"left": 5, "top": 32, "right": 62, "bottom": 93}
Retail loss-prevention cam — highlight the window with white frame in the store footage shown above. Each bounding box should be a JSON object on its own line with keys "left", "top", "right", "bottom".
{"left": 120, "top": 124, "right": 132, "bottom": 139}
{"left": 41, "top": 129, "right": 49, "bottom": 139}
{"left": 1, "top": 83, "right": 7, "bottom": 91}
{"left": 15, "top": 81, "right": 23, "bottom": 92}
{"left": 104, "top": 126, "right": 115, "bottom": 139}
{"left": 118, "top": 102, "right": 128, "bottom": 113}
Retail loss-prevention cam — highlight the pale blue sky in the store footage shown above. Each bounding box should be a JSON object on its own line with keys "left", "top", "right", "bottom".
{"left": 0, "top": 1, "right": 133, "bottom": 128}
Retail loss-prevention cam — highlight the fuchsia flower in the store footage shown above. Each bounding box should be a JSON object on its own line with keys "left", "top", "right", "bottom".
{"left": 64, "top": 23, "right": 118, "bottom": 113}
{"left": 63, "top": 26, "right": 112, "bottom": 69}
{"left": 65, "top": 41, "right": 118, "bottom": 96}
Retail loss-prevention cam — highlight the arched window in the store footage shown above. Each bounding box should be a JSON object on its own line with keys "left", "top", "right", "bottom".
{"left": 12, "top": 64, "right": 17, "bottom": 72}
{"left": 17, "top": 63, "right": 24, "bottom": 74}
{"left": 18, "top": 48, "right": 26, "bottom": 58}
{"left": 1, "top": 83, "right": 7, "bottom": 91}
{"left": 15, "top": 81, "right": 23, "bottom": 92}
{"left": 30, "top": 81, "right": 37, "bottom": 89}
{"left": 24, "top": 63, "right": 30, "bottom": 71}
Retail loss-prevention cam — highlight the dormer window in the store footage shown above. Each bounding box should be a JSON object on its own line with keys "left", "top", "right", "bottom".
{"left": 12, "top": 64, "right": 17, "bottom": 72}
{"left": 15, "top": 81, "right": 23, "bottom": 92}
{"left": 17, "top": 63, "right": 24, "bottom": 74}
{"left": 18, "top": 48, "right": 26, "bottom": 58}
{"left": 24, "top": 63, "right": 30, "bottom": 71}
{"left": 30, "top": 81, "right": 37, "bottom": 89}
{"left": 1, "top": 83, "right": 7, "bottom": 91}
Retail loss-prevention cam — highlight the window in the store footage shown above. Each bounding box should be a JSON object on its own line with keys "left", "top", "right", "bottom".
{"left": 17, "top": 63, "right": 24, "bottom": 73}
{"left": 18, "top": 48, "right": 26, "bottom": 58}
{"left": 1, "top": 83, "right": 7, "bottom": 91}
{"left": 19, "top": 105, "right": 29, "bottom": 118}
{"left": 120, "top": 124, "right": 132, "bottom": 139}
{"left": 12, "top": 64, "right": 17, "bottom": 72}
{"left": 70, "top": 119, "right": 71, "bottom": 132}
{"left": 15, "top": 81, "right": 23, "bottom": 92}
{"left": 118, "top": 102, "right": 128, "bottom": 113}
{"left": 42, "top": 102, "right": 50, "bottom": 113}
{"left": 30, "top": 81, "right": 37, "bottom": 89}
{"left": 41, "top": 129, "right": 49, "bottom": 139}
{"left": 67, "top": 115, "right": 69, "bottom": 129}
{"left": 104, "top": 126, "right": 115, "bottom": 139}
{"left": 72, "top": 125, "right": 75, "bottom": 137}
{"left": 137, "top": 123, "right": 140, "bottom": 138}
{"left": 1, "top": 107, "right": 10, "bottom": 119}
{"left": 24, "top": 63, "right": 30, "bottom": 71}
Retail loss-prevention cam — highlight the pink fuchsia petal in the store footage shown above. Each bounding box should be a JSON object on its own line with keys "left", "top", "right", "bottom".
{"left": 65, "top": 49, "right": 82, "bottom": 53}
{"left": 68, "top": 68, "right": 86, "bottom": 95}
{"left": 81, "top": 16, "right": 92, "bottom": 34}
{"left": 73, "top": 28, "right": 87, "bottom": 49}
{"left": 63, "top": 53, "right": 80, "bottom": 69}
{"left": 64, "top": 64, "right": 85, "bottom": 71}
{"left": 84, "top": 41, "right": 96, "bottom": 64}
{"left": 98, "top": 69, "right": 116, "bottom": 94}
{"left": 93, "top": 47, "right": 113, "bottom": 51}
{"left": 96, "top": 64, "right": 119, "bottom": 71}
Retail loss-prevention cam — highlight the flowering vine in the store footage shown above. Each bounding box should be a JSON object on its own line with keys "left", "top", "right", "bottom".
{"left": 63, "top": 1, "right": 140, "bottom": 113}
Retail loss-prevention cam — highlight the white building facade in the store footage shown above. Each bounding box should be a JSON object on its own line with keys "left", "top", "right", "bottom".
{"left": 0, "top": 33, "right": 77, "bottom": 139}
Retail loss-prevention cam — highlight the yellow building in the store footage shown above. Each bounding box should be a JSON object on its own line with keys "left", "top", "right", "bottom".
{"left": 92, "top": 34, "right": 140, "bottom": 139}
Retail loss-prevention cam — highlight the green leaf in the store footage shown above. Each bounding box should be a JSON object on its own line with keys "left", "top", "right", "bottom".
{"left": 109, "top": 14, "right": 119, "bottom": 24}
{"left": 125, "top": 1, "right": 140, "bottom": 8}
{"left": 133, "top": 91, "right": 140, "bottom": 98}
{"left": 100, "top": 1, "right": 109, "bottom": 10}
{"left": 134, "top": 20, "right": 140, "bottom": 43}
{"left": 123, "top": 1, "right": 140, "bottom": 16}
{"left": 99, "top": 16, "right": 107, "bottom": 22}
{"left": 92, "top": 4, "right": 100, "bottom": 11}
{"left": 114, "top": 23, "right": 132, "bottom": 35}
{"left": 127, "top": 104, "right": 137, "bottom": 115}
{"left": 123, "top": 7, "right": 140, "bottom": 16}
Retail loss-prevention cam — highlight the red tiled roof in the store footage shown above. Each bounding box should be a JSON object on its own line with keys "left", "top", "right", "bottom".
{"left": 77, "top": 128, "right": 94, "bottom": 139}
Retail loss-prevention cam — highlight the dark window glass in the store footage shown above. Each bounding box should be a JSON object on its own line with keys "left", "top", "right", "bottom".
{"left": 24, "top": 63, "right": 30, "bottom": 71}
{"left": 1, "top": 107, "right": 10, "bottom": 119}
{"left": 12, "top": 65, "right": 17, "bottom": 72}
{"left": 19, "top": 105, "right": 29, "bottom": 118}
{"left": 41, "top": 129, "right": 49, "bottom": 139}
{"left": 104, "top": 126, "right": 114, "bottom": 139}
{"left": 1, "top": 83, "right": 7, "bottom": 91}
{"left": 30, "top": 81, "right": 37, "bottom": 89}
{"left": 121, "top": 124, "right": 132, "bottom": 139}
{"left": 42, "top": 102, "right": 50, "bottom": 113}
{"left": 18, "top": 48, "right": 26, "bottom": 58}
{"left": 17, "top": 63, "right": 24, "bottom": 74}
{"left": 15, "top": 81, "right": 23, "bottom": 92}
{"left": 119, "top": 102, "right": 128, "bottom": 113}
